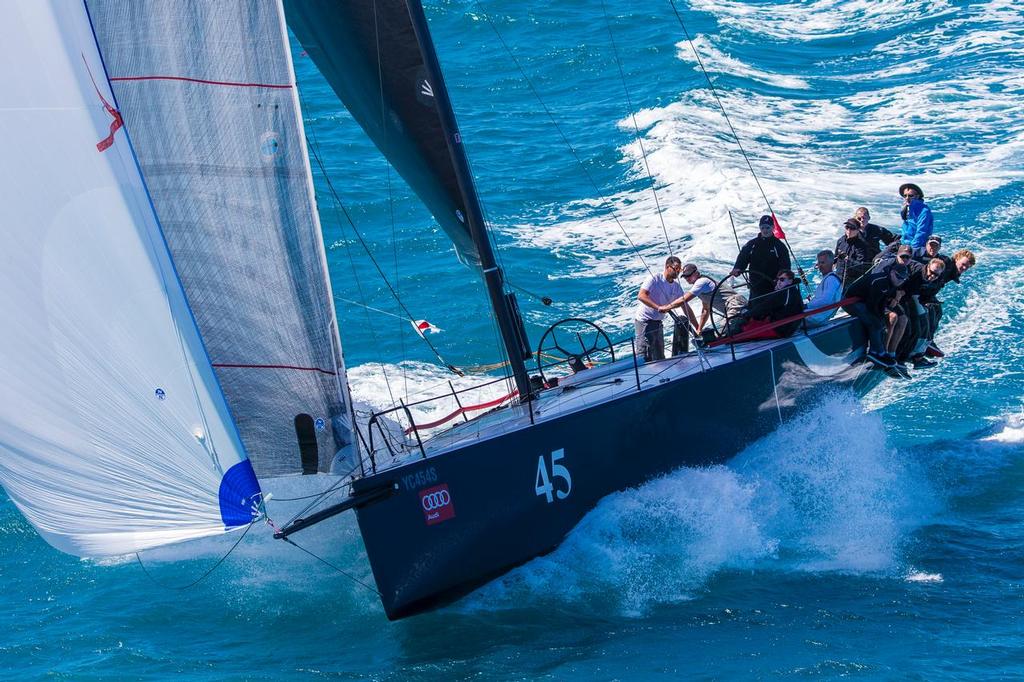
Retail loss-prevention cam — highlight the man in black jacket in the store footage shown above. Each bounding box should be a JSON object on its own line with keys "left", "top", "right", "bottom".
{"left": 895, "top": 253, "right": 946, "bottom": 368}
{"left": 731, "top": 215, "right": 790, "bottom": 314}
{"left": 757, "top": 269, "right": 805, "bottom": 337}
{"left": 843, "top": 261, "right": 910, "bottom": 368}
{"left": 834, "top": 218, "right": 872, "bottom": 291}
{"left": 854, "top": 206, "right": 899, "bottom": 260}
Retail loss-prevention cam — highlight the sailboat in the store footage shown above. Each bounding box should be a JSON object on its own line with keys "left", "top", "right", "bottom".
{"left": 0, "top": 0, "right": 886, "bottom": 620}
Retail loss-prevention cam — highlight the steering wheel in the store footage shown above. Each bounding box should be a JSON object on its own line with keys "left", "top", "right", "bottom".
{"left": 707, "top": 275, "right": 747, "bottom": 339}
{"left": 536, "top": 318, "right": 615, "bottom": 386}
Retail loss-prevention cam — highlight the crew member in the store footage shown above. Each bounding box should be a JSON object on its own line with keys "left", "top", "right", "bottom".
{"left": 900, "top": 257, "right": 946, "bottom": 368}
{"left": 853, "top": 206, "right": 898, "bottom": 261}
{"left": 834, "top": 218, "right": 872, "bottom": 290}
{"left": 844, "top": 260, "right": 910, "bottom": 368}
{"left": 759, "top": 269, "right": 805, "bottom": 337}
{"left": 634, "top": 256, "right": 685, "bottom": 361}
{"left": 920, "top": 248, "right": 976, "bottom": 357}
{"left": 730, "top": 215, "right": 790, "bottom": 314}
{"left": 659, "top": 263, "right": 749, "bottom": 338}
{"left": 805, "top": 249, "right": 842, "bottom": 327}
{"left": 899, "top": 182, "right": 934, "bottom": 254}
{"left": 880, "top": 245, "right": 915, "bottom": 371}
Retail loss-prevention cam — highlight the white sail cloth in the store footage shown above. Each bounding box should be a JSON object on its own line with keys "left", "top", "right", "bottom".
{"left": 86, "top": 0, "right": 358, "bottom": 477}
{"left": 0, "top": 1, "right": 260, "bottom": 556}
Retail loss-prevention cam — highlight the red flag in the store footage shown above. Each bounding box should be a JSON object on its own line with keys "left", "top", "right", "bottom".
{"left": 771, "top": 213, "right": 787, "bottom": 240}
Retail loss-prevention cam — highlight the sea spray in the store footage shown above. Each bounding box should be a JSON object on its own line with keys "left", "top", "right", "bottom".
{"left": 468, "top": 393, "right": 933, "bottom": 615}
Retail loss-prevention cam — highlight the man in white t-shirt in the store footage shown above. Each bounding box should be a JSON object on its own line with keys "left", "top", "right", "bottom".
{"left": 634, "top": 256, "right": 685, "bottom": 361}
{"left": 659, "top": 263, "right": 748, "bottom": 338}
{"left": 805, "top": 249, "right": 842, "bottom": 327}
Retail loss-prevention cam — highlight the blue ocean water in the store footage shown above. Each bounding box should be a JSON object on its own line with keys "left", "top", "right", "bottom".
{"left": 3, "top": 0, "right": 1024, "bottom": 678}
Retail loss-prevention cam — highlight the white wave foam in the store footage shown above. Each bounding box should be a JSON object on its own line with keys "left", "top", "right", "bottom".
{"left": 347, "top": 360, "right": 516, "bottom": 433}
{"left": 467, "top": 393, "right": 932, "bottom": 615}
{"left": 509, "top": 14, "right": 1024, "bottom": 334}
{"left": 676, "top": 35, "right": 810, "bottom": 89}
{"left": 905, "top": 569, "right": 943, "bottom": 583}
{"left": 689, "top": 0, "right": 956, "bottom": 41}
{"left": 982, "top": 411, "right": 1024, "bottom": 444}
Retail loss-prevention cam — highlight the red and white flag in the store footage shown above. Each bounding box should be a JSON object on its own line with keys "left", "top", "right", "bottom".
{"left": 411, "top": 319, "right": 441, "bottom": 338}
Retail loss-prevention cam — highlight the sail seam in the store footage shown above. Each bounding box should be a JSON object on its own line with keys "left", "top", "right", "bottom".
{"left": 211, "top": 362, "right": 337, "bottom": 376}
{"left": 109, "top": 75, "right": 292, "bottom": 89}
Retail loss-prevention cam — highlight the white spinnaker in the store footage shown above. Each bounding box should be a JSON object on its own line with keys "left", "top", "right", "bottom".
{"left": 0, "top": 1, "right": 260, "bottom": 557}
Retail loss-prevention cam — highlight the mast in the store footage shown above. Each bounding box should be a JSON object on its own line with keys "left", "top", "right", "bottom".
{"left": 404, "top": 0, "right": 533, "bottom": 399}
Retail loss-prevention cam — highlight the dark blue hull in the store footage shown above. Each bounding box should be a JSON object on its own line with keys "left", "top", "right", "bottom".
{"left": 351, "top": 319, "right": 883, "bottom": 619}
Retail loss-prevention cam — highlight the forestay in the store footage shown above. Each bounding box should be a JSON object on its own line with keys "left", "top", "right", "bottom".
{"left": 0, "top": 1, "right": 260, "bottom": 557}
{"left": 86, "top": 0, "right": 357, "bottom": 477}
{"left": 285, "top": 0, "right": 481, "bottom": 267}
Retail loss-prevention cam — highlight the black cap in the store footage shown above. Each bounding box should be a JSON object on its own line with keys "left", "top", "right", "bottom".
{"left": 758, "top": 215, "right": 774, "bottom": 229}
{"left": 680, "top": 263, "right": 698, "bottom": 277}
{"left": 899, "top": 183, "right": 924, "bottom": 199}
{"left": 843, "top": 218, "right": 860, "bottom": 231}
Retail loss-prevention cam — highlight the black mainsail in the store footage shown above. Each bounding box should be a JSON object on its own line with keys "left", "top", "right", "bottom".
{"left": 285, "top": 0, "right": 533, "bottom": 399}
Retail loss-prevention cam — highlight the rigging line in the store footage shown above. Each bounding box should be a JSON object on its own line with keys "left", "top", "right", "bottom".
{"left": 389, "top": 163, "right": 409, "bottom": 400}
{"left": 334, "top": 295, "right": 430, "bottom": 324}
{"left": 305, "top": 134, "right": 463, "bottom": 377}
{"left": 599, "top": 0, "right": 674, "bottom": 255}
{"left": 134, "top": 520, "right": 255, "bottom": 591}
{"left": 297, "top": 91, "right": 398, "bottom": 409}
{"left": 476, "top": 3, "right": 653, "bottom": 276}
{"left": 666, "top": 0, "right": 809, "bottom": 281}
{"left": 726, "top": 210, "right": 751, "bottom": 287}
{"left": 506, "top": 281, "right": 554, "bottom": 306}
{"left": 276, "top": 454, "right": 368, "bottom": 528}
{"left": 282, "top": 473, "right": 347, "bottom": 528}
{"left": 280, "top": 537, "right": 381, "bottom": 596}
{"left": 265, "top": 459, "right": 364, "bottom": 502}
{"left": 373, "top": 0, "right": 409, "bottom": 402}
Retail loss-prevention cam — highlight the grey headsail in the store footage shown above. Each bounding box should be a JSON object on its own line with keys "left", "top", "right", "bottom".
{"left": 284, "top": 0, "right": 480, "bottom": 267}
{"left": 86, "top": 1, "right": 357, "bottom": 477}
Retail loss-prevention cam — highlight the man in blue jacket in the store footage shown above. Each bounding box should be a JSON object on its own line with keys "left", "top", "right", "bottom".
{"left": 899, "top": 183, "right": 934, "bottom": 255}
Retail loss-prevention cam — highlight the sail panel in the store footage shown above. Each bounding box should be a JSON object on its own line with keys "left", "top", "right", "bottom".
{"left": 0, "top": 1, "right": 260, "bottom": 557}
{"left": 86, "top": 0, "right": 357, "bottom": 477}
{"left": 284, "top": 0, "right": 480, "bottom": 266}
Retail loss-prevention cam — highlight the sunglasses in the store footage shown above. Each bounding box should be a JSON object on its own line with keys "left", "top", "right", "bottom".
{"left": 927, "top": 269, "right": 942, "bottom": 277}
{"left": 897, "top": 254, "right": 911, "bottom": 261}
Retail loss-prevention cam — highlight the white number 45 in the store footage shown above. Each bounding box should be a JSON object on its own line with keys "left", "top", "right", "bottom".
{"left": 535, "top": 448, "right": 572, "bottom": 503}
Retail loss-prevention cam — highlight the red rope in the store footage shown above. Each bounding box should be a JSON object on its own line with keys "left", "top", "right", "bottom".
{"left": 81, "top": 55, "right": 123, "bottom": 152}
{"left": 706, "top": 296, "right": 860, "bottom": 348}
{"left": 404, "top": 390, "right": 518, "bottom": 434}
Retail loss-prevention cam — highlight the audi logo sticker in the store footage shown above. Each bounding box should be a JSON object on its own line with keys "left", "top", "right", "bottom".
{"left": 418, "top": 484, "right": 455, "bottom": 526}
{"left": 421, "top": 490, "right": 450, "bottom": 511}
